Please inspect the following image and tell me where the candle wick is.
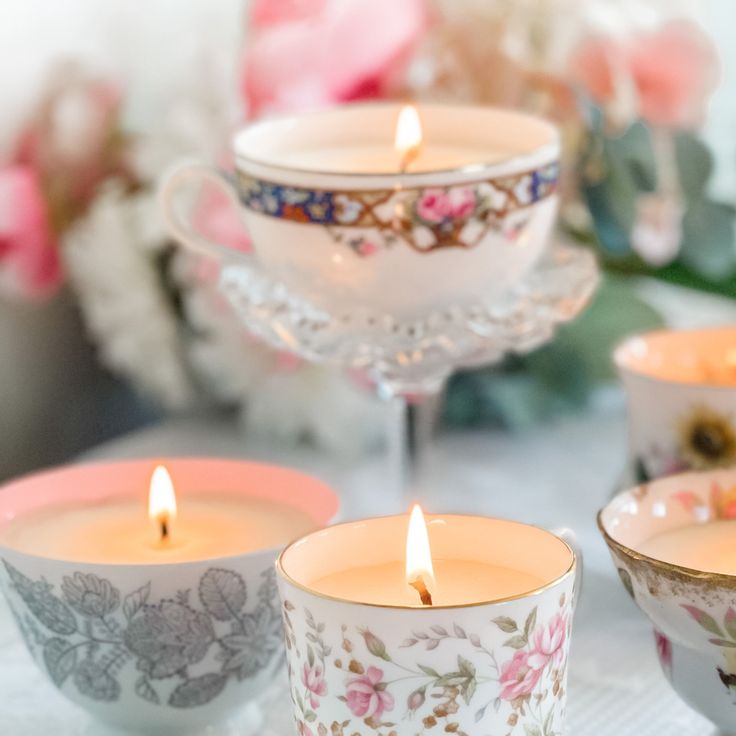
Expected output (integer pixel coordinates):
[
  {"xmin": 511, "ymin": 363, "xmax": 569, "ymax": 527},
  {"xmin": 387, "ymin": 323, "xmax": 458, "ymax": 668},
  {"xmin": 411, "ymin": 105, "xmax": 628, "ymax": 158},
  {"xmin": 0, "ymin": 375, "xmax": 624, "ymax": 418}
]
[
  {"xmin": 160, "ymin": 517, "xmax": 169, "ymax": 542},
  {"xmin": 409, "ymin": 575, "xmax": 433, "ymax": 606},
  {"xmin": 399, "ymin": 145, "xmax": 421, "ymax": 174}
]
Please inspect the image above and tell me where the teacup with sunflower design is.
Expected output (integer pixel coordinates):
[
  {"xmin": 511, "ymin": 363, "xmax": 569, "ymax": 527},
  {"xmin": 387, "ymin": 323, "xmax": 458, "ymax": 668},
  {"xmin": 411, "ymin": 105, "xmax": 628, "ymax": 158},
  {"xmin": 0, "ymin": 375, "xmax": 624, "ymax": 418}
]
[
  {"xmin": 615, "ymin": 326, "xmax": 736, "ymax": 483},
  {"xmin": 599, "ymin": 467, "xmax": 736, "ymax": 732}
]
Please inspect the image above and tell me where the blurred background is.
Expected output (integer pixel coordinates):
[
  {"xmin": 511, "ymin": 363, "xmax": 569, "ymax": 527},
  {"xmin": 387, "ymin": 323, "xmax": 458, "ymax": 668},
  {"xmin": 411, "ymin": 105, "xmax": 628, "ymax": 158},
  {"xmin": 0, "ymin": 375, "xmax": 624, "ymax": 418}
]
[{"xmin": 2, "ymin": 0, "xmax": 735, "ymax": 481}]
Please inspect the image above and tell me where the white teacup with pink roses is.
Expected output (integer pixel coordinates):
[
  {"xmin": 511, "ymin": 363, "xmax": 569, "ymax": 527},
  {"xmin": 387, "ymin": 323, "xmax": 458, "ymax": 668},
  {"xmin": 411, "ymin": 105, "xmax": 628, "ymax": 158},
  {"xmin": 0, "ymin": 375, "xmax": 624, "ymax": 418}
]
[
  {"xmin": 160, "ymin": 103, "xmax": 560, "ymax": 320},
  {"xmin": 276, "ymin": 515, "xmax": 579, "ymax": 736}
]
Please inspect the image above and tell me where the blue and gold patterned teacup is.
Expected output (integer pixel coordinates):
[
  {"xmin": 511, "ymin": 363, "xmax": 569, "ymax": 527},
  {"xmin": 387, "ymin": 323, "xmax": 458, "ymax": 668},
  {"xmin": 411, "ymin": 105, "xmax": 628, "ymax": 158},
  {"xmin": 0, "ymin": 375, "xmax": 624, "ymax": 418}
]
[{"xmin": 161, "ymin": 103, "xmax": 559, "ymax": 319}]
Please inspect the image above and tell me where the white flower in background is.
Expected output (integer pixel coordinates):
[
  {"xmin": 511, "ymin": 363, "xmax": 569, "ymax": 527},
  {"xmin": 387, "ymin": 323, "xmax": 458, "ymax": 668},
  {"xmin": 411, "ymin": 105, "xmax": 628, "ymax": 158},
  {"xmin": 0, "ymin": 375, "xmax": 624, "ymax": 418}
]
[
  {"xmin": 62, "ymin": 181, "xmax": 195, "ymax": 409},
  {"xmin": 630, "ymin": 192, "xmax": 683, "ymax": 267}
]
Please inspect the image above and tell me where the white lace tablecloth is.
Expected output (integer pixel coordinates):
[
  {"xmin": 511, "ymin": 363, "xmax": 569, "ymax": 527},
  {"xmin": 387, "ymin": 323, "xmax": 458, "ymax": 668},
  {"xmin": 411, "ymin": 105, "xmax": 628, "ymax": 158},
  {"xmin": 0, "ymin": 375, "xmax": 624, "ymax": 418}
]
[{"xmin": 0, "ymin": 404, "xmax": 716, "ymax": 735}]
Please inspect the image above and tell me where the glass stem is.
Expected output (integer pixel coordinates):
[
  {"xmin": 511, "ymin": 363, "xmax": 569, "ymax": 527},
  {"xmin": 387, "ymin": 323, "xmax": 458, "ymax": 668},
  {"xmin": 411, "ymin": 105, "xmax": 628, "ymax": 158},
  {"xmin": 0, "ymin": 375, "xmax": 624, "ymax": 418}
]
[{"xmin": 387, "ymin": 389, "xmax": 443, "ymax": 508}]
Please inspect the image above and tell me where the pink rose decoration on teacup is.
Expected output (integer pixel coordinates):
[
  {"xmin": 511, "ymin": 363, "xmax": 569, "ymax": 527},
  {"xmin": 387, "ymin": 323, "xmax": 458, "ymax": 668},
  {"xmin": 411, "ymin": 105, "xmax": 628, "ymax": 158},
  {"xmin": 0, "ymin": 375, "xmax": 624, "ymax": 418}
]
[
  {"xmin": 448, "ymin": 187, "xmax": 477, "ymax": 219},
  {"xmin": 345, "ymin": 665, "xmax": 394, "ymax": 719},
  {"xmin": 416, "ymin": 190, "xmax": 451, "ymax": 224},
  {"xmin": 242, "ymin": 0, "xmax": 427, "ymax": 117},
  {"xmin": 416, "ymin": 187, "xmax": 477, "ymax": 225},
  {"xmin": 529, "ymin": 613, "xmax": 567, "ymax": 669},
  {"xmin": 302, "ymin": 662, "xmax": 328, "ymax": 709},
  {"xmin": 569, "ymin": 20, "xmax": 719, "ymax": 129},
  {"xmin": 499, "ymin": 650, "xmax": 544, "ymax": 702},
  {"xmin": 0, "ymin": 164, "xmax": 62, "ymax": 300}
]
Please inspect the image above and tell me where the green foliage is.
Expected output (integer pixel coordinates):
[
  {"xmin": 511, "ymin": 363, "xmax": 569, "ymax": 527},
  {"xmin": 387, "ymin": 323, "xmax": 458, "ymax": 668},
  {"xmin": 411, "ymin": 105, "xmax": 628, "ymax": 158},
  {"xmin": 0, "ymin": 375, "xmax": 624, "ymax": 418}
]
[{"xmin": 444, "ymin": 276, "xmax": 663, "ymax": 430}]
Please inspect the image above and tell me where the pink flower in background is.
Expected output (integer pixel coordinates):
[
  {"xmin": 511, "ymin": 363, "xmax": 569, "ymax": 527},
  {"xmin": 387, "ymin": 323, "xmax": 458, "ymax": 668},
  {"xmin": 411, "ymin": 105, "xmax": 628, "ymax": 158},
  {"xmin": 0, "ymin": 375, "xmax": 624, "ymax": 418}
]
[
  {"xmin": 0, "ymin": 165, "xmax": 62, "ymax": 300},
  {"xmin": 301, "ymin": 662, "xmax": 328, "ymax": 709},
  {"xmin": 529, "ymin": 613, "xmax": 567, "ymax": 670},
  {"xmin": 17, "ymin": 65, "xmax": 125, "ymax": 212},
  {"xmin": 345, "ymin": 666, "xmax": 394, "ymax": 719},
  {"xmin": 242, "ymin": 0, "xmax": 428, "ymax": 117},
  {"xmin": 498, "ymin": 650, "xmax": 543, "ymax": 701},
  {"xmin": 570, "ymin": 20, "xmax": 719, "ymax": 129}
]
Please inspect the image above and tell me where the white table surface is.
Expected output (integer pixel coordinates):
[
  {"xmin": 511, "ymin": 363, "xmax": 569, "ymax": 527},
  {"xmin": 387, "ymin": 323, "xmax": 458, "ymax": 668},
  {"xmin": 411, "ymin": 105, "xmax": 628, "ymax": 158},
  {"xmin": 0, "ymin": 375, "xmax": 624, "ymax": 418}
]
[{"xmin": 0, "ymin": 403, "xmax": 716, "ymax": 735}]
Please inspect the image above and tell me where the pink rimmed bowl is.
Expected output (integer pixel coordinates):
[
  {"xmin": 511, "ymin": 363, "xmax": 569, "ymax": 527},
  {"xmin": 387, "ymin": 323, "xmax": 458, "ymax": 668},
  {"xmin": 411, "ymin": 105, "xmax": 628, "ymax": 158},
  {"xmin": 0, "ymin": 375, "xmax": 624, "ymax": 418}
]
[
  {"xmin": 0, "ymin": 458, "xmax": 339, "ymax": 735},
  {"xmin": 160, "ymin": 102, "xmax": 560, "ymax": 319},
  {"xmin": 599, "ymin": 467, "xmax": 736, "ymax": 732}
]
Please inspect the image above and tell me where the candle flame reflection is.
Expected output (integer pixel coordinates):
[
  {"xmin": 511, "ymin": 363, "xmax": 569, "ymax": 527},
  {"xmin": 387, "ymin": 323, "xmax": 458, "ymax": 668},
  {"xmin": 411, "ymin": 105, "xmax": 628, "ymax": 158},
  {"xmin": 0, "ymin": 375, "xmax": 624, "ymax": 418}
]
[
  {"xmin": 148, "ymin": 465, "xmax": 177, "ymax": 541},
  {"xmin": 406, "ymin": 504, "xmax": 435, "ymax": 605},
  {"xmin": 395, "ymin": 105, "xmax": 422, "ymax": 172}
]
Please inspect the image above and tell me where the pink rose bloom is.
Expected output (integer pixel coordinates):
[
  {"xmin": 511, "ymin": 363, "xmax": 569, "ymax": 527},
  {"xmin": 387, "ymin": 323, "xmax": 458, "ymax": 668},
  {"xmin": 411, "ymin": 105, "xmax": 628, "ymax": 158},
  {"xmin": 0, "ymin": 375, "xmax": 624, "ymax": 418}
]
[
  {"xmin": 448, "ymin": 187, "xmax": 476, "ymax": 219},
  {"xmin": 17, "ymin": 66, "xmax": 124, "ymax": 212},
  {"xmin": 416, "ymin": 190, "xmax": 452, "ymax": 224},
  {"xmin": 569, "ymin": 20, "xmax": 719, "ymax": 129},
  {"xmin": 242, "ymin": 0, "xmax": 428, "ymax": 117},
  {"xmin": 529, "ymin": 613, "xmax": 567, "ymax": 670},
  {"xmin": 0, "ymin": 164, "xmax": 62, "ymax": 300},
  {"xmin": 356, "ymin": 240, "xmax": 379, "ymax": 256},
  {"xmin": 654, "ymin": 630, "xmax": 672, "ymax": 674},
  {"xmin": 345, "ymin": 665, "xmax": 394, "ymax": 720},
  {"xmin": 499, "ymin": 650, "xmax": 543, "ymax": 702},
  {"xmin": 302, "ymin": 662, "xmax": 328, "ymax": 709}
]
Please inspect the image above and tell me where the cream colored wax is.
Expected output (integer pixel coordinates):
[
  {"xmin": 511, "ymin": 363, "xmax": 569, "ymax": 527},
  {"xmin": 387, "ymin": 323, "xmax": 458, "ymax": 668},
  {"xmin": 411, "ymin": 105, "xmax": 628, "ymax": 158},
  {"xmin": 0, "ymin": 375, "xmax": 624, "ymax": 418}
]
[
  {"xmin": 0, "ymin": 496, "xmax": 316, "ymax": 564},
  {"xmin": 278, "ymin": 145, "xmax": 508, "ymax": 174},
  {"xmin": 639, "ymin": 520, "xmax": 736, "ymax": 574},
  {"xmin": 309, "ymin": 559, "xmax": 545, "ymax": 607}
]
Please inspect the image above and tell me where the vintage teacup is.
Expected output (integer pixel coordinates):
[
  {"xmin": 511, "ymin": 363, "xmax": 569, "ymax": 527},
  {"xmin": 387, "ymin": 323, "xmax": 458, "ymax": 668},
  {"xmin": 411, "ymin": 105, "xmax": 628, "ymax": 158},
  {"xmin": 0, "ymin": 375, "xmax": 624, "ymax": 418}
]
[
  {"xmin": 615, "ymin": 326, "xmax": 736, "ymax": 483},
  {"xmin": 160, "ymin": 103, "xmax": 560, "ymax": 320},
  {"xmin": 599, "ymin": 467, "xmax": 736, "ymax": 732},
  {"xmin": 0, "ymin": 458, "xmax": 339, "ymax": 735},
  {"xmin": 276, "ymin": 515, "xmax": 580, "ymax": 736}
]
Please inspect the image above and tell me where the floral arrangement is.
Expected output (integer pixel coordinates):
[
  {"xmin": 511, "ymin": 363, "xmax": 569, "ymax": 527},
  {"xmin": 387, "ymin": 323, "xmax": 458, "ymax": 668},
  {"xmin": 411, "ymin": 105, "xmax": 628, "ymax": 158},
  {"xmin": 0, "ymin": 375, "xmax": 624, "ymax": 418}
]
[{"xmin": 0, "ymin": 0, "xmax": 726, "ymax": 449}]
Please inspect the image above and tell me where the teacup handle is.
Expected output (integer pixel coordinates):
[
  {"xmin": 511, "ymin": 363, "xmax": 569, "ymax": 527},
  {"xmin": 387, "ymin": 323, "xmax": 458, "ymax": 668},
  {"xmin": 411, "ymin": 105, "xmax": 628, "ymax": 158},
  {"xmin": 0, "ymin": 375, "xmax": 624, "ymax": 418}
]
[
  {"xmin": 158, "ymin": 161, "xmax": 246, "ymax": 260},
  {"xmin": 551, "ymin": 527, "xmax": 583, "ymax": 610}
]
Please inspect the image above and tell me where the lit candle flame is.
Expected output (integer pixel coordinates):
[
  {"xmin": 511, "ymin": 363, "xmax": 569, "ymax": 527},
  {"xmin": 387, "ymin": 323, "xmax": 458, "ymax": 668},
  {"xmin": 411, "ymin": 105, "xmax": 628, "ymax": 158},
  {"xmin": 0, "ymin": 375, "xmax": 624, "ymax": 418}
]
[
  {"xmin": 148, "ymin": 465, "xmax": 177, "ymax": 542},
  {"xmin": 406, "ymin": 504, "xmax": 435, "ymax": 606},
  {"xmin": 394, "ymin": 105, "xmax": 422, "ymax": 172}
]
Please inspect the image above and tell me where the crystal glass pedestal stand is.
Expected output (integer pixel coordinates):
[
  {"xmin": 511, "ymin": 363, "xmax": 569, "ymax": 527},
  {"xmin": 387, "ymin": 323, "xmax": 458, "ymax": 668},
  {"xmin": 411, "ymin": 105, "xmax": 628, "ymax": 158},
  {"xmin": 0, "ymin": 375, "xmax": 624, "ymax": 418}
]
[{"xmin": 215, "ymin": 243, "xmax": 598, "ymax": 507}]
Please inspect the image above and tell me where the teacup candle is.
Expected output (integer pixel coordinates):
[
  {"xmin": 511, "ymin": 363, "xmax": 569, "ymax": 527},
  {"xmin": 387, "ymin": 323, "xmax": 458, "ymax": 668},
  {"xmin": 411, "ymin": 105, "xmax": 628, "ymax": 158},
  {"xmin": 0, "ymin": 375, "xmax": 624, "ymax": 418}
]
[
  {"xmin": 599, "ymin": 467, "xmax": 736, "ymax": 732},
  {"xmin": 0, "ymin": 458, "xmax": 339, "ymax": 735},
  {"xmin": 161, "ymin": 102, "xmax": 560, "ymax": 319},
  {"xmin": 615, "ymin": 326, "xmax": 736, "ymax": 482},
  {"xmin": 276, "ymin": 509, "xmax": 579, "ymax": 736}
]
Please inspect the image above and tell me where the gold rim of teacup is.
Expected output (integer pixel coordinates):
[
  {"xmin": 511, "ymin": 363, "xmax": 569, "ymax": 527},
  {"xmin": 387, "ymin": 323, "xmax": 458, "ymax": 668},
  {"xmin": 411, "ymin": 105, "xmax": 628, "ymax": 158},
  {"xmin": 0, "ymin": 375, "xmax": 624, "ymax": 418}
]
[
  {"xmin": 276, "ymin": 512, "xmax": 576, "ymax": 610},
  {"xmin": 234, "ymin": 101, "xmax": 560, "ymax": 182},
  {"xmin": 597, "ymin": 505, "xmax": 736, "ymax": 589}
]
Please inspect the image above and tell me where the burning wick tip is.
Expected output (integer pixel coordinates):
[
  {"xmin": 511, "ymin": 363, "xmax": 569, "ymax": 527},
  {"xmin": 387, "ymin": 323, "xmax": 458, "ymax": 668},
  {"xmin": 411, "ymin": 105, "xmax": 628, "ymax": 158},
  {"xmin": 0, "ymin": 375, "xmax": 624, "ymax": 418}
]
[
  {"xmin": 409, "ymin": 575, "xmax": 433, "ymax": 606},
  {"xmin": 160, "ymin": 518, "xmax": 169, "ymax": 542},
  {"xmin": 399, "ymin": 145, "xmax": 421, "ymax": 174}
]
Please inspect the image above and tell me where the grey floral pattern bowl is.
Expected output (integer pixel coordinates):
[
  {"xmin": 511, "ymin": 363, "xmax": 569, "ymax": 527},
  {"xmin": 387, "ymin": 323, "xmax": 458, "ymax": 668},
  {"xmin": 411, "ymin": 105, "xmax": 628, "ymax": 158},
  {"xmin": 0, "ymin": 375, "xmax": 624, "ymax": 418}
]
[{"xmin": 0, "ymin": 458, "xmax": 339, "ymax": 735}]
